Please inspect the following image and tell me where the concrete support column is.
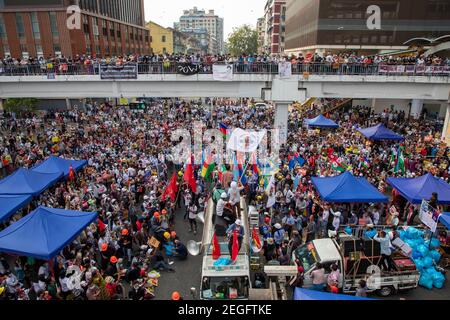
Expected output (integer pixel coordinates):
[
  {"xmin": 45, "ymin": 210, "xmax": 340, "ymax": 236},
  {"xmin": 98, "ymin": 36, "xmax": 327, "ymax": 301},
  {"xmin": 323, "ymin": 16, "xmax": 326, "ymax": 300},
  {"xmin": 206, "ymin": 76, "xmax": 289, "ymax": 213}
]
[
  {"xmin": 410, "ymin": 99, "xmax": 424, "ymax": 119},
  {"xmin": 0, "ymin": 99, "xmax": 3, "ymax": 111},
  {"xmin": 274, "ymin": 102, "xmax": 289, "ymax": 144},
  {"xmin": 65, "ymin": 98, "xmax": 71, "ymax": 110},
  {"xmin": 442, "ymin": 93, "xmax": 450, "ymax": 145}
]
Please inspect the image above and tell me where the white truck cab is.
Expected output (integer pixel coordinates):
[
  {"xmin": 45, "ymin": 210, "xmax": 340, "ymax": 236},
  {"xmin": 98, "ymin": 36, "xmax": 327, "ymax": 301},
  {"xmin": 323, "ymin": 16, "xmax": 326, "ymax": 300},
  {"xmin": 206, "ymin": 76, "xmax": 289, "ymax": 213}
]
[{"xmin": 293, "ymin": 238, "xmax": 420, "ymax": 297}]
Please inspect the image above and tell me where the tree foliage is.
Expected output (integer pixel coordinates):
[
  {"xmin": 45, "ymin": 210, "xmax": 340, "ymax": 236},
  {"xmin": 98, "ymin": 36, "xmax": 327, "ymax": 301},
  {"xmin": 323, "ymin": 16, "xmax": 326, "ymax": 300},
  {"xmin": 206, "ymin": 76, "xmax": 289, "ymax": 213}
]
[
  {"xmin": 4, "ymin": 98, "xmax": 38, "ymax": 114},
  {"xmin": 227, "ymin": 25, "xmax": 259, "ymax": 56}
]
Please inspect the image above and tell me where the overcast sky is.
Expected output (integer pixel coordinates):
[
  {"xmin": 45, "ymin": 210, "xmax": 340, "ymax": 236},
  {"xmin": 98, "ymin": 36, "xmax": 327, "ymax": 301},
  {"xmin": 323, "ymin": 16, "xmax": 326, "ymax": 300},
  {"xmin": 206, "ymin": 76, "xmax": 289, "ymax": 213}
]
[{"xmin": 144, "ymin": 0, "xmax": 265, "ymax": 41}]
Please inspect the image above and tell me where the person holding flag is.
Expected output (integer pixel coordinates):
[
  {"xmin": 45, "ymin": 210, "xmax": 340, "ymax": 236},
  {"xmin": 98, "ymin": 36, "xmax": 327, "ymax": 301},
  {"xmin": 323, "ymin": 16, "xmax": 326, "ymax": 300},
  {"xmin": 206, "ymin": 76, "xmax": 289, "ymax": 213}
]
[{"xmin": 226, "ymin": 219, "xmax": 245, "ymax": 260}]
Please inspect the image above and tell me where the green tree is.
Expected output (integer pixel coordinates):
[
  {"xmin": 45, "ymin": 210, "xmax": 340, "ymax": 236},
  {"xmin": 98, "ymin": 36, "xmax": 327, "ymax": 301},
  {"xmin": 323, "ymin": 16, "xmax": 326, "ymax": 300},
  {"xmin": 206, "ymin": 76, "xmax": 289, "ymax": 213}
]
[
  {"xmin": 4, "ymin": 98, "xmax": 38, "ymax": 114},
  {"xmin": 227, "ymin": 25, "xmax": 259, "ymax": 56}
]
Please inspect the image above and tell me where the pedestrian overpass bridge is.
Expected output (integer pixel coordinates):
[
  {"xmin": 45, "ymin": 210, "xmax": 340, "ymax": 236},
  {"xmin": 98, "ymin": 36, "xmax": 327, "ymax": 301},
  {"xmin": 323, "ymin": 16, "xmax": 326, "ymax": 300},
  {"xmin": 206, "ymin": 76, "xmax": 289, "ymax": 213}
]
[
  {"xmin": 0, "ymin": 65, "xmax": 449, "ymax": 144},
  {"xmin": 0, "ymin": 72, "xmax": 449, "ymax": 101}
]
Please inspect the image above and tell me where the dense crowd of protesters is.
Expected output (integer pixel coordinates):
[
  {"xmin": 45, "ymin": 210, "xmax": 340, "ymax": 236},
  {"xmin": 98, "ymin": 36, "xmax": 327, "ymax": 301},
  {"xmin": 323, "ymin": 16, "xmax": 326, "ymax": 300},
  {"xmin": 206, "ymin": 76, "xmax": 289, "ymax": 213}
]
[
  {"xmin": 0, "ymin": 95, "xmax": 449, "ymax": 299},
  {"xmin": 1, "ymin": 52, "xmax": 449, "ymax": 76}
]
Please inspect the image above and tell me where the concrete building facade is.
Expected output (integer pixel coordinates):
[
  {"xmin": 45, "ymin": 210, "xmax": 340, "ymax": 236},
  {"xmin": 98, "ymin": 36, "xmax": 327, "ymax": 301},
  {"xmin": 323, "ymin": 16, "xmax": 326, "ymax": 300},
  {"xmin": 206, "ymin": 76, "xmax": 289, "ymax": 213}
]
[
  {"xmin": 0, "ymin": 0, "xmax": 150, "ymax": 58},
  {"xmin": 174, "ymin": 7, "xmax": 224, "ymax": 54}
]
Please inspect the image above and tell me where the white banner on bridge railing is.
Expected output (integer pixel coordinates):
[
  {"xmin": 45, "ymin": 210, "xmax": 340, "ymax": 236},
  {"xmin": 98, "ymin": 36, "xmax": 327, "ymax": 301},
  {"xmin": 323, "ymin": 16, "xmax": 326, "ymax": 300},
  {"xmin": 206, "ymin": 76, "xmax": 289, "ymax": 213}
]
[
  {"xmin": 278, "ymin": 61, "xmax": 292, "ymax": 79},
  {"xmin": 379, "ymin": 65, "xmax": 450, "ymax": 75},
  {"xmin": 213, "ymin": 64, "xmax": 233, "ymax": 81}
]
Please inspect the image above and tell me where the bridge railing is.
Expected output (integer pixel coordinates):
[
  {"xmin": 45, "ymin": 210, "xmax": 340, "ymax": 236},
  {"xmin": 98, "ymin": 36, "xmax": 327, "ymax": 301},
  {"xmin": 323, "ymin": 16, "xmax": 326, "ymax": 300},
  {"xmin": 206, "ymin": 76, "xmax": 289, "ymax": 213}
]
[{"xmin": 0, "ymin": 62, "xmax": 449, "ymax": 77}]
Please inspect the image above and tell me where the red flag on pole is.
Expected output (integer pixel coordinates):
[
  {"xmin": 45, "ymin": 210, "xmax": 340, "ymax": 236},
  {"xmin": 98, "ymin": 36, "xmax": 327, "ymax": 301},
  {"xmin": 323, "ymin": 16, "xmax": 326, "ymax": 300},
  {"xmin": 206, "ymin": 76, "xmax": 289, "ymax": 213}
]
[
  {"xmin": 212, "ymin": 232, "xmax": 221, "ymax": 260},
  {"xmin": 231, "ymin": 229, "xmax": 239, "ymax": 261},
  {"xmin": 98, "ymin": 218, "xmax": 106, "ymax": 233},
  {"xmin": 252, "ymin": 227, "xmax": 261, "ymax": 249},
  {"xmin": 68, "ymin": 164, "xmax": 75, "ymax": 181},
  {"xmin": 162, "ymin": 173, "xmax": 178, "ymax": 201},
  {"xmin": 183, "ymin": 163, "xmax": 197, "ymax": 193}
]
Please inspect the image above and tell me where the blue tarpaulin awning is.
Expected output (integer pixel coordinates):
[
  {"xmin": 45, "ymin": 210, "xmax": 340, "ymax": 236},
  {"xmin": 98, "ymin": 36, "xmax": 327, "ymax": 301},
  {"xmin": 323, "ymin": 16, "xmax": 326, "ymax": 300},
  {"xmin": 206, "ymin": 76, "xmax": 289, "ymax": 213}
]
[
  {"xmin": 0, "ymin": 168, "xmax": 63, "ymax": 196},
  {"xmin": 294, "ymin": 288, "xmax": 373, "ymax": 300},
  {"xmin": 311, "ymin": 171, "xmax": 388, "ymax": 203},
  {"xmin": 357, "ymin": 123, "xmax": 404, "ymax": 141},
  {"xmin": 306, "ymin": 115, "xmax": 339, "ymax": 128},
  {"xmin": 0, "ymin": 194, "xmax": 33, "ymax": 223},
  {"xmin": 31, "ymin": 156, "xmax": 87, "ymax": 178},
  {"xmin": 0, "ymin": 206, "xmax": 97, "ymax": 260},
  {"xmin": 387, "ymin": 173, "xmax": 450, "ymax": 204}
]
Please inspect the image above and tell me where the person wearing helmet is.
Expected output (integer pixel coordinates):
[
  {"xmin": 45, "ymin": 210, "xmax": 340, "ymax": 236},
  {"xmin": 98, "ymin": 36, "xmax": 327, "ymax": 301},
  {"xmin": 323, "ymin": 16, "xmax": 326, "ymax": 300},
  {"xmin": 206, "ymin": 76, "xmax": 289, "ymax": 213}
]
[
  {"xmin": 215, "ymin": 192, "xmax": 227, "ymax": 223},
  {"xmin": 226, "ymin": 219, "xmax": 245, "ymax": 257},
  {"xmin": 171, "ymin": 291, "xmax": 183, "ymax": 300},
  {"xmin": 118, "ymin": 229, "xmax": 133, "ymax": 264}
]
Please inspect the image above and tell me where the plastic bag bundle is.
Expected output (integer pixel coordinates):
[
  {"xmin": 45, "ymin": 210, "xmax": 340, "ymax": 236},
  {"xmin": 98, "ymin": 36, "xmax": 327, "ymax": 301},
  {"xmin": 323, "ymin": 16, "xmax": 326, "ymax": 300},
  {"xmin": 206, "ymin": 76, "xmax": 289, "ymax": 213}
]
[
  {"xmin": 422, "ymin": 256, "xmax": 434, "ymax": 268},
  {"xmin": 429, "ymin": 250, "xmax": 442, "ymax": 263},
  {"xmin": 431, "ymin": 270, "xmax": 445, "ymax": 289},
  {"xmin": 418, "ymin": 272, "xmax": 433, "ymax": 290},
  {"xmin": 417, "ymin": 244, "xmax": 430, "ymax": 258},
  {"xmin": 364, "ymin": 230, "xmax": 377, "ymax": 238},
  {"xmin": 398, "ymin": 230, "xmax": 406, "ymax": 239},
  {"xmin": 430, "ymin": 238, "xmax": 441, "ymax": 249},
  {"xmin": 344, "ymin": 227, "xmax": 352, "ymax": 235},
  {"xmin": 412, "ymin": 258, "xmax": 425, "ymax": 271},
  {"xmin": 213, "ymin": 257, "xmax": 232, "ymax": 266},
  {"xmin": 405, "ymin": 227, "xmax": 423, "ymax": 239}
]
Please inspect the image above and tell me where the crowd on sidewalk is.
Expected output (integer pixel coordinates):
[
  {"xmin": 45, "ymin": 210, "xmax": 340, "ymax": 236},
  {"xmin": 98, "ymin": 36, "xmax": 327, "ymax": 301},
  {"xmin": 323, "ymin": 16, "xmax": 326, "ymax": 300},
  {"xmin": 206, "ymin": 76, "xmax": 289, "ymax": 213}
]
[{"xmin": 0, "ymin": 96, "xmax": 449, "ymax": 299}]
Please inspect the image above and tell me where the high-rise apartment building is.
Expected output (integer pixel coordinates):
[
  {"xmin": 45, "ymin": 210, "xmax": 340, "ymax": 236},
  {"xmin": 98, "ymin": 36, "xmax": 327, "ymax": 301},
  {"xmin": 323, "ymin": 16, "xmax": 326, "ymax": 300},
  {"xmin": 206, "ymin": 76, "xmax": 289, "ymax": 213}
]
[
  {"xmin": 0, "ymin": 0, "xmax": 150, "ymax": 58},
  {"xmin": 256, "ymin": 17, "xmax": 266, "ymax": 54},
  {"xmin": 285, "ymin": 0, "xmax": 450, "ymax": 55},
  {"xmin": 263, "ymin": 0, "xmax": 286, "ymax": 55},
  {"xmin": 174, "ymin": 7, "xmax": 224, "ymax": 54}
]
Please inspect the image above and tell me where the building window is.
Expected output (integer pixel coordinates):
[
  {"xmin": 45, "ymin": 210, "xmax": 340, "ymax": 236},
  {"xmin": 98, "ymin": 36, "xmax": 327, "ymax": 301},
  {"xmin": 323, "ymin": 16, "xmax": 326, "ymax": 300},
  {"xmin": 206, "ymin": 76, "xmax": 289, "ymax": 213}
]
[
  {"xmin": 35, "ymin": 44, "xmax": 43, "ymax": 55},
  {"xmin": 16, "ymin": 13, "xmax": 25, "ymax": 39},
  {"xmin": 162, "ymin": 35, "xmax": 166, "ymax": 42},
  {"xmin": 0, "ymin": 14, "xmax": 6, "ymax": 40},
  {"xmin": 117, "ymin": 30, "xmax": 121, "ymax": 38},
  {"xmin": 49, "ymin": 12, "xmax": 59, "ymax": 37},
  {"xmin": 31, "ymin": 12, "xmax": 40, "ymax": 39},
  {"xmin": 20, "ymin": 44, "xmax": 27, "ymax": 52},
  {"xmin": 3, "ymin": 44, "xmax": 10, "ymax": 56},
  {"xmin": 54, "ymin": 44, "xmax": 61, "ymax": 53}
]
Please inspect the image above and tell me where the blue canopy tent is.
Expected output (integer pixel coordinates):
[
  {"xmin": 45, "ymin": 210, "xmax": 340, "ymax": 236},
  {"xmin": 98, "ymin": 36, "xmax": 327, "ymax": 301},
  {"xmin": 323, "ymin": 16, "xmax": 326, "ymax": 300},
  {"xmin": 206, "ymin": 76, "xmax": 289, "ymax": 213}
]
[
  {"xmin": 440, "ymin": 212, "xmax": 450, "ymax": 229},
  {"xmin": 0, "ymin": 207, "xmax": 97, "ymax": 260},
  {"xmin": 387, "ymin": 173, "xmax": 450, "ymax": 204},
  {"xmin": 0, "ymin": 194, "xmax": 33, "ymax": 223},
  {"xmin": 31, "ymin": 156, "xmax": 87, "ymax": 178},
  {"xmin": 357, "ymin": 123, "xmax": 404, "ymax": 141},
  {"xmin": 0, "ymin": 168, "xmax": 63, "ymax": 196},
  {"xmin": 294, "ymin": 288, "xmax": 373, "ymax": 300},
  {"xmin": 306, "ymin": 115, "xmax": 339, "ymax": 129},
  {"xmin": 311, "ymin": 171, "xmax": 388, "ymax": 203}
]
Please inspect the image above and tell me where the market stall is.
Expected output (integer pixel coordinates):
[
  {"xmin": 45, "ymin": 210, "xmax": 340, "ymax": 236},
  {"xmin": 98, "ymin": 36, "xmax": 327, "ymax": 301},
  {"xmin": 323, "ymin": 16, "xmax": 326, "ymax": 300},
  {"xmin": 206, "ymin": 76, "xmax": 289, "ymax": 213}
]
[
  {"xmin": 0, "ymin": 194, "xmax": 33, "ymax": 223},
  {"xmin": 387, "ymin": 173, "xmax": 450, "ymax": 204},
  {"xmin": 305, "ymin": 114, "xmax": 339, "ymax": 129},
  {"xmin": 0, "ymin": 168, "xmax": 63, "ymax": 196},
  {"xmin": 294, "ymin": 288, "xmax": 373, "ymax": 300},
  {"xmin": 311, "ymin": 171, "xmax": 388, "ymax": 203},
  {"xmin": 0, "ymin": 206, "xmax": 97, "ymax": 260},
  {"xmin": 31, "ymin": 156, "xmax": 87, "ymax": 178},
  {"xmin": 357, "ymin": 123, "xmax": 404, "ymax": 141}
]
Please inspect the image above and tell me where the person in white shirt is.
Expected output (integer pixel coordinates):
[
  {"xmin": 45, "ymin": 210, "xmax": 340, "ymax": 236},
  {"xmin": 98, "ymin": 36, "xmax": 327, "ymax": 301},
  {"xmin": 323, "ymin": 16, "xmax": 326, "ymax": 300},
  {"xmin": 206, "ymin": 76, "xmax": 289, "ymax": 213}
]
[
  {"xmin": 216, "ymin": 192, "xmax": 227, "ymax": 217},
  {"xmin": 228, "ymin": 181, "xmax": 244, "ymax": 217},
  {"xmin": 331, "ymin": 211, "xmax": 341, "ymax": 231}
]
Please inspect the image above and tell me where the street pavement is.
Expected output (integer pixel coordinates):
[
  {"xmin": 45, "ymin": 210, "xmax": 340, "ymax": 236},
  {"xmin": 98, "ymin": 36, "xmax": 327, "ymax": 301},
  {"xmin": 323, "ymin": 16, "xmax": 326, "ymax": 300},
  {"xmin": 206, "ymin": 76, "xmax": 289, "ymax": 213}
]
[
  {"xmin": 155, "ymin": 202, "xmax": 204, "ymax": 300},
  {"xmin": 154, "ymin": 201, "xmax": 449, "ymax": 300}
]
